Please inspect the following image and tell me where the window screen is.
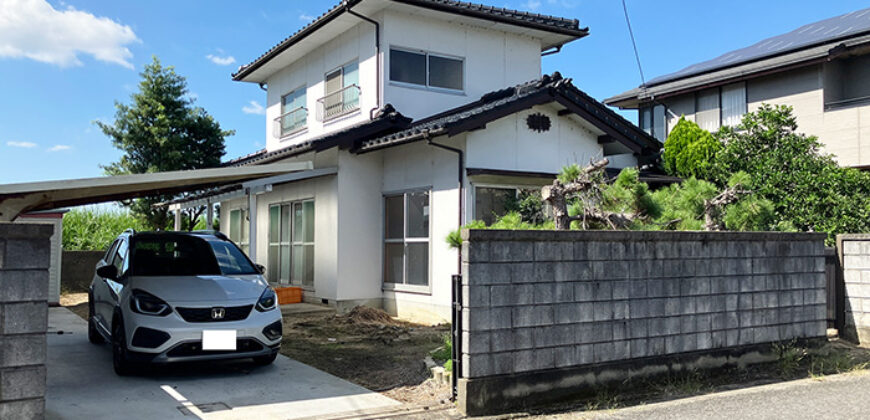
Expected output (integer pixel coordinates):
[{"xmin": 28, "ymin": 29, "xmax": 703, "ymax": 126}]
[
  {"xmin": 390, "ymin": 49, "xmax": 426, "ymax": 85},
  {"xmin": 720, "ymin": 82, "xmax": 747, "ymax": 127},
  {"xmin": 429, "ymin": 55, "xmax": 463, "ymax": 90}
]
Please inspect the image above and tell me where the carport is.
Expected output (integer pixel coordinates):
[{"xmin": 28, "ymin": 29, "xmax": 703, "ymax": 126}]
[{"xmin": 0, "ymin": 163, "xmax": 397, "ymax": 419}]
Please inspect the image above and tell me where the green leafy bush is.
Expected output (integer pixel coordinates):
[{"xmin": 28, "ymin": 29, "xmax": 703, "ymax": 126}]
[
  {"xmin": 62, "ymin": 208, "xmax": 149, "ymax": 251},
  {"xmin": 663, "ymin": 117, "xmax": 721, "ymax": 180}
]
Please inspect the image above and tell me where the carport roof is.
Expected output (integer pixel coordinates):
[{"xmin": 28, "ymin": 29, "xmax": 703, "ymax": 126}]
[{"xmin": 0, "ymin": 162, "xmax": 312, "ymax": 221}]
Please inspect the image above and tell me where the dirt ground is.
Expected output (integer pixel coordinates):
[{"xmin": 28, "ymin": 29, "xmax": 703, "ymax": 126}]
[
  {"xmin": 279, "ymin": 307, "xmax": 452, "ymax": 403},
  {"xmin": 61, "ymin": 292, "xmax": 89, "ymax": 321}
]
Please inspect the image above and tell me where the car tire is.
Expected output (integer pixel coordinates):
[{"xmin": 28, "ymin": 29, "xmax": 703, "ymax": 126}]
[
  {"xmin": 253, "ymin": 352, "xmax": 278, "ymax": 366},
  {"xmin": 87, "ymin": 293, "xmax": 104, "ymax": 345},
  {"xmin": 112, "ymin": 315, "xmax": 136, "ymax": 376}
]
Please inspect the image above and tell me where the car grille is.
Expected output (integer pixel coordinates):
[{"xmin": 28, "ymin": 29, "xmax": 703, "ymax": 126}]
[
  {"xmin": 175, "ymin": 305, "xmax": 253, "ymax": 323},
  {"xmin": 166, "ymin": 339, "xmax": 264, "ymax": 358}
]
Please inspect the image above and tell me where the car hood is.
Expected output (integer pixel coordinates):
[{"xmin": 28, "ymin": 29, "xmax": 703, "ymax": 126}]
[{"xmin": 127, "ymin": 274, "xmax": 268, "ymax": 304}]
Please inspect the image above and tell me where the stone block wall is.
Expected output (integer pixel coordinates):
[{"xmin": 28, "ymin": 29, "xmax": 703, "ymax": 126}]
[
  {"xmin": 0, "ymin": 223, "xmax": 53, "ymax": 419},
  {"xmin": 458, "ymin": 230, "xmax": 827, "ymax": 414},
  {"xmin": 839, "ymin": 234, "xmax": 870, "ymax": 344},
  {"xmin": 60, "ymin": 251, "xmax": 103, "ymax": 294}
]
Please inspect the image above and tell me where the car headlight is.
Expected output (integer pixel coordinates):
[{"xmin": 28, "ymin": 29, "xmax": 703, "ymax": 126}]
[
  {"xmin": 255, "ymin": 288, "xmax": 277, "ymax": 312},
  {"xmin": 129, "ymin": 289, "xmax": 172, "ymax": 316}
]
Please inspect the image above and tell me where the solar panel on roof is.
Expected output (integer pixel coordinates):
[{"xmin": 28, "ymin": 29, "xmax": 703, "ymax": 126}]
[{"xmin": 645, "ymin": 7, "xmax": 870, "ymax": 86}]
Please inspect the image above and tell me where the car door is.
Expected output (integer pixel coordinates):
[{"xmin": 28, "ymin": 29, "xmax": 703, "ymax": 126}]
[
  {"xmin": 92, "ymin": 239, "xmax": 119, "ymax": 330},
  {"xmin": 96, "ymin": 238, "xmax": 128, "ymax": 327}
]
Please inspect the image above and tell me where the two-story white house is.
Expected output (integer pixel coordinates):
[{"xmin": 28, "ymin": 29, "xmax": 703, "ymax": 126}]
[
  {"xmin": 172, "ymin": 0, "xmax": 661, "ymax": 323},
  {"xmin": 606, "ymin": 7, "xmax": 870, "ymax": 169}
]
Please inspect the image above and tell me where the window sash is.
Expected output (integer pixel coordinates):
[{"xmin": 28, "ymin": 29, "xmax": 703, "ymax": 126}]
[
  {"xmin": 720, "ymin": 82, "xmax": 746, "ymax": 127},
  {"xmin": 389, "ymin": 48, "xmax": 464, "ymax": 91},
  {"xmin": 383, "ymin": 191, "xmax": 430, "ymax": 287},
  {"xmin": 267, "ymin": 200, "xmax": 314, "ymax": 285},
  {"xmin": 696, "ymin": 88, "xmax": 720, "ymax": 132}
]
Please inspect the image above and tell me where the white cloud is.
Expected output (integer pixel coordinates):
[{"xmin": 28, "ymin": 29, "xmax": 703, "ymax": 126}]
[
  {"xmin": 547, "ymin": 0, "xmax": 577, "ymax": 8},
  {"xmin": 6, "ymin": 141, "xmax": 37, "ymax": 148},
  {"xmin": 206, "ymin": 54, "xmax": 235, "ymax": 66},
  {"xmin": 523, "ymin": 0, "xmax": 542, "ymax": 10},
  {"xmin": 47, "ymin": 144, "xmax": 71, "ymax": 152},
  {"xmin": 299, "ymin": 13, "xmax": 315, "ymax": 21},
  {"xmin": 242, "ymin": 100, "xmax": 265, "ymax": 115},
  {"xmin": 0, "ymin": 0, "xmax": 139, "ymax": 68}
]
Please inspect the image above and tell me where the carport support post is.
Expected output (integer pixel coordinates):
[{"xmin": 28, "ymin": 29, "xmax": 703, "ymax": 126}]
[
  {"xmin": 247, "ymin": 189, "xmax": 258, "ymax": 262},
  {"xmin": 173, "ymin": 208, "xmax": 182, "ymax": 231},
  {"xmin": 206, "ymin": 201, "xmax": 214, "ymax": 230}
]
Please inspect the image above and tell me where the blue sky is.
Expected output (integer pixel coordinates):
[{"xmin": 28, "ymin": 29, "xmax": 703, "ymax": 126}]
[{"xmin": 0, "ymin": 0, "xmax": 865, "ymax": 184}]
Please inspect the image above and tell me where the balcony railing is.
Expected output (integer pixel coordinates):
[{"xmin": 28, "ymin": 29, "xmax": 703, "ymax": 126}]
[
  {"xmin": 316, "ymin": 85, "xmax": 360, "ymax": 122},
  {"xmin": 273, "ymin": 106, "xmax": 308, "ymax": 139}
]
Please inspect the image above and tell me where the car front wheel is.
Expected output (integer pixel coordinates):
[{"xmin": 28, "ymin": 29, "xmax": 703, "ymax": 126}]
[{"xmin": 112, "ymin": 316, "xmax": 136, "ymax": 376}]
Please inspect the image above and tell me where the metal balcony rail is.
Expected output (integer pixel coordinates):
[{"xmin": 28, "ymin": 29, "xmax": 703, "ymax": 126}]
[
  {"xmin": 273, "ymin": 106, "xmax": 308, "ymax": 138},
  {"xmin": 316, "ymin": 85, "xmax": 360, "ymax": 122}
]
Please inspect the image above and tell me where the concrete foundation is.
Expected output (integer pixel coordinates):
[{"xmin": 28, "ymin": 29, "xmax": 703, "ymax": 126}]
[{"xmin": 0, "ymin": 222, "xmax": 53, "ymax": 419}]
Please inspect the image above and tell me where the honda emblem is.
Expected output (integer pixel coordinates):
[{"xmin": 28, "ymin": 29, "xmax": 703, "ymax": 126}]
[{"xmin": 211, "ymin": 307, "xmax": 226, "ymax": 320}]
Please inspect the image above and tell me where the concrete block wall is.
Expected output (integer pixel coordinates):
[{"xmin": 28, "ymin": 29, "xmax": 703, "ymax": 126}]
[
  {"xmin": 839, "ymin": 234, "xmax": 870, "ymax": 344},
  {"xmin": 460, "ymin": 230, "xmax": 828, "ymax": 380},
  {"xmin": 0, "ymin": 223, "xmax": 53, "ymax": 419}
]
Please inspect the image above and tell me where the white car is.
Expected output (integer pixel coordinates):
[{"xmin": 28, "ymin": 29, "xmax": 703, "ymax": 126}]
[{"xmin": 88, "ymin": 230, "xmax": 282, "ymax": 375}]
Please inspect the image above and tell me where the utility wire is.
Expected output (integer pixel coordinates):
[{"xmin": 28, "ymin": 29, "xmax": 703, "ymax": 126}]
[{"xmin": 621, "ymin": 0, "xmax": 646, "ymax": 87}]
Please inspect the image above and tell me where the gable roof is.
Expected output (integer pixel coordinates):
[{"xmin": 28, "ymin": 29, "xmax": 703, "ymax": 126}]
[
  {"xmin": 232, "ymin": 0, "xmax": 588, "ymax": 82},
  {"xmin": 606, "ymin": 7, "xmax": 870, "ymax": 108},
  {"xmin": 355, "ymin": 72, "xmax": 660, "ymax": 156}
]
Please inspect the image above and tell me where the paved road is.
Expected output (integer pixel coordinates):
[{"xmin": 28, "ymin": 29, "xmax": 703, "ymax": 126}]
[
  {"xmin": 564, "ymin": 371, "xmax": 870, "ymax": 420},
  {"xmin": 45, "ymin": 307, "xmax": 399, "ymax": 420}
]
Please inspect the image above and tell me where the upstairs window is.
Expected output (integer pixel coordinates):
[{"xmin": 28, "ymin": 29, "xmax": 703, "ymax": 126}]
[
  {"xmin": 318, "ymin": 61, "xmax": 360, "ymax": 121},
  {"xmin": 824, "ymin": 55, "xmax": 870, "ymax": 109},
  {"xmin": 278, "ymin": 88, "xmax": 307, "ymax": 137},
  {"xmin": 390, "ymin": 48, "xmax": 464, "ymax": 91},
  {"xmin": 720, "ymin": 82, "xmax": 747, "ymax": 127},
  {"xmin": 639, "ymin": 104, "xmax": 667, "ymax": 142},
  {"xmin": 695, "ymin": 83, "xmax": 746, "ymax": 132}
]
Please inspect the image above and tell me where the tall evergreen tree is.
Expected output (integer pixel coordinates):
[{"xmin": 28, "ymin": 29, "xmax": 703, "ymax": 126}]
[{"xmin": 97, "ymin": 56, "xmax": 233, "ymax": 230}]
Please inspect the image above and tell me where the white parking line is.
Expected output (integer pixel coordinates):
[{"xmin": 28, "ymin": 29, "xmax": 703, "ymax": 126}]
[{"xmin": 161, "ymin": 385, "xmax": 205, "ymax": 419}]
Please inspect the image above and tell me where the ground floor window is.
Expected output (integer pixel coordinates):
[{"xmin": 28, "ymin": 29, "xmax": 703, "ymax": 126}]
[
  {"xmin": 228, "ymin": 208, "xmax": 249, "ymax": 254},
  {"xmin": 268, "ymin": 200, "xmax": 314, "ymax": 286},
  {"xmin": 384, "ymin": 190, "xmax": 430, "ymax": 288},
  {"xmin": 474, "ymin": 185, "xmax": 549, "ymax": 225}
]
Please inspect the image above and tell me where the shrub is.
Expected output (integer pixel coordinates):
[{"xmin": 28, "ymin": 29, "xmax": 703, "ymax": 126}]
[
  {"xmin": 62, "ymin": 208, "xmax": 149, "ymax": 251},
  {"xmin": 663, "ymin": 117, "xmax": 721, "ymax": 180}
]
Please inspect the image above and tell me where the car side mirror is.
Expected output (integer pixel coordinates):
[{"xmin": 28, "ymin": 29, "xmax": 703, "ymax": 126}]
[
  {"xmin": 255, "ymin": 264, "xmax": 266, "ymax": 275},
  {"xmin": 97, "ymin": 265, "xmax": 118, "ymax": 280}
]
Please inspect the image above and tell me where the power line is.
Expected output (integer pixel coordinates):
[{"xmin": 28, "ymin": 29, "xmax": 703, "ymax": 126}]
[{"xmin": 621, "ymin": 0, "xmax": 646, "ymax": 87}]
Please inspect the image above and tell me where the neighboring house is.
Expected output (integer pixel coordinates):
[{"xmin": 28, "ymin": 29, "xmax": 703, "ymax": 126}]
[
  {"xmin": 605, "ymin": 7, "xmax": 870, "ymax": 169},
  {"xmin": 172, "ymin": 0, "xmax": 660, "ymax": 323},
  {"xmin": 17, "ymin": 209, "xmax": 66, "ymax": 305}
]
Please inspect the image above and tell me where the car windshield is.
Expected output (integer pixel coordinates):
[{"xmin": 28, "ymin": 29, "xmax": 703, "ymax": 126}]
[{"xmin": 129, "ymin": 235, "xmax": 258, "ymax": 276}]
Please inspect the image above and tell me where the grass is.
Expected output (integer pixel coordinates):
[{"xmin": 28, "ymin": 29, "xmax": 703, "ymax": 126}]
[
  {"xmin": 650, "ymin": 370, "xmax": 709, "ymax": 397},
  {"xmin": 62, "ymin": 208, "xmax": 149, "ymax": 251}
]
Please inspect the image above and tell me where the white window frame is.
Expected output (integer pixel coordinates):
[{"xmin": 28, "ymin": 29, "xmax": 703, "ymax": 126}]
[
  {"xmin": 472, "ymin": 183, "xmax": 553, "ymax": 225},
  {"xmin": 319, "ymin": 59, "xmax": 361, "ymax": 122},
  {"xmin": 639, "ymin": 104, "xmax": 667, "ymax": 142},
  {"xmin": 228, "ymin": 207, "xmax": 250, "ymax": 254},
  {"xmin": 388, "ymin": 46, "xmax": 465, "ymax": 94},
  {"xmin": 268, "ymin": 199, "xmax": 315, "ymax": 288},
  {"xmin": 382, "ymin": 187, "xmax": 432, "ymax": 294},
  {"xmin": 278, "ymin": 85, "xmax": 308, "ymax": 139}
]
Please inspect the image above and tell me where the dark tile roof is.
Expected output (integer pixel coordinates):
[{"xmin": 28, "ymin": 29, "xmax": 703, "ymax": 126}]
[
  {"xmin": 232, "ymin": 0, "xmax": 588, "ymax": 81},
  {"xmin": 355, "ymin": 72, "xmax": 660, "ymax": 156},
  {"xmin": 222, "ymin": 105, "xmax": 411, "ymax": 167},
  {"xmin": 643, "ymin": 7, "xmax": 870, "ymax": 87}
]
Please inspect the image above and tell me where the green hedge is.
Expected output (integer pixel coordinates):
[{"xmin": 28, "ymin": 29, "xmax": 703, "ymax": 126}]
[{"xmin": 62, "ymin": 209, "xmax": 149, "ymax": 251}]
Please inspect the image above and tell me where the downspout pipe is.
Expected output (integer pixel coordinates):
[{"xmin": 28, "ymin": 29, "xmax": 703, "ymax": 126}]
[
  {"xmin": 345, "ymin": 2, "xmax": 381, "ymax": 120},
  {"xmin": 424, "ymin": 130, "xmax": 465, "ymax": 273}
]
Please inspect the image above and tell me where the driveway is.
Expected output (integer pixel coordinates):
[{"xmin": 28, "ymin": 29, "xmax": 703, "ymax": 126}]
[{"xmin": 45, "ymin": 307, "xmax": 400, "ymax": 420}]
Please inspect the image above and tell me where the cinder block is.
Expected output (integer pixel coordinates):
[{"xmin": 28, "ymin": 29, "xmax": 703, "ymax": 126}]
[
  {"xmin": 0, "ymin": 399, "xmax": 44, "ymax": 420},
  {"xmin": 696, "ymin": 314, "xmax": 712, "ymax": 331},
  {"xmin": 681, "ymin": 296, "xmax": 697, "ymax": 315},
  {"xmin": 532, "ymin": 348, "xmax": 555, "ymax": 371},
  {"xmin": 0, "ymin": 302, "xmax": 47, "ymax": 334},
  {"xmin": 0, "ymin": 334, "xmax": 45, "ymax": 368},
  {"xmin": 587, "ymin": 242, "xmax": 611, "ymax": 260},
  {"xmin": 739, "ymin": 328, "xmax": 756, "ymax": 345},
  {"xmin": 629, "ymin": 280, "xmax": 648, "ymax": 299},
  {"xmin": 648, "ymin": 336, "xmax": 665, "ymax": 356},
  {"xmin": 533, "ymin": 326, "xmax": 558, "ymax": 348},
  {"xmin": 654, "ymin": 242, "xmax": 679, "ymax": 259},
  {"xmin": 613, "ymin": 340, "xmax": 630, "ymax": 360},
  {"xmin": 630, "ymin": 338, "xmax": 649, "ymax": 358},
  {"xmin": 630, "ymin": 242, "xmax": 655, "ymax": 260},
  {"xmin": 554, "ymin": 262, "xmax": 574, "ymax": 282},
  {"xmin": 555, "ymin": 345, "xmax": 578, "ymax": 368},
  {"xmin": 725, "ymin": 295, "xmax": 739, "ymax": 312},
  {"xmin": 0, "ymin": 365, "xmax": 45, "ymax": 400},
  {"xmin": 648, "ymin": 298, "xmax": 666, "ymax": 317},
  {"xmin": 462, "ymin": 353, "xmax": 493, "ymax": 378},
  {"xmin": 647, "ymin": 279, "xmax": 665, "ymax": 297},
  {"xmin": 491, "ymin": 352, "xmax": 514, "ymax": 375},
  {"xmin": 490, "ymin": 241, "xmax": 534, "ymax": 263},
  {"xmin": 464, "ymin": 241, "xmax": 490, "ymax": 263},
  {"xmin": 462, "ymin": 331, "xmax": 490, "ymax": 354},
  {"xmin": 576, "ymin": 343, "xmax": 594, "ymax": 364},
  {"xmin": 573, "ymin": 261, "xmax": 593, "ymax": 281},
  {"xmin": 573, "ymin": 242, "xmax": 588, "ymax": 261},
  {"xmin": 711, "ymin": 330, "xmax": 726, "ymax": 348},
  {"xmin": 613, "ymin": 301, "xmax": 629, "ymax": 320},
  {"xmin": 664, "ymin": 335, "xmax": 683, "ymax": 354},
  {"xmin": 592, "ymin": 281, "xmax": 612, "ymax": 301},
  {"xmin": 3, "ymin": 239, "xmax": 50, "ymax": 270},
  {"xmin": 463, "ymin": 285, "xmax": 490, "ymax": 308},
  {"xmin": 554, "ymin": 283, "xmax": 574, "ymax": 303},
  {"xmin": 533, "ymin": 263, "xmax": 556, "ymax": 283},
  {"xmin": 843, "ymin": 241, "xmax": 862, "ymax": 256},
  {"xmin": 592, "ymin": 302, "xmax": 613, "ymax": 322},
  {"xmin": 681, "ymin": 315, "xmax": 697, "ymax": 334},
  {"xmin": 628, "ymin": 319, "xmax": 648, "ymax": 339},
  {"xmin": 725, "ymin": 329, "xmax": 740, "ymax": 347},
  {"xmin": 613, "ymin": 320, "xmax": 627, "ymax": 340},
  {"xmin": 511, "ymin": 305, "xmax": 554, "ymax": 328},
  {"xmin": 610, "ymin": 242, "xmax": 629, "ymax": 260},
  {"xmin": 533, "ymin": 283, "xmax": 555, "ymax": 304},
  {"xmin": 594, "ymin": 342, "xmax": 617, "ymax": 362},
  {"xmin": 534, "ymin": 241, "xmax": 573, "ymax": 261},
  {"xmin": 612, "ymin": 281, "xmax": 629, "ymax": 300},
  {"xmin": 664, "ymin": 317, "xmax": 681, "ymax": 335},
  {"xmin": 696, "ymin": 297, "xmax": 713, "ymax": 314},
  {"xmin": 0, "ymin": 270, "xmax": 49, "ymax": 303},
  {"xmin": 509, "ymin": 263, "xmax": 536, "ymax": 284},
  {"xmin": 0, "ymin": 240, "xmax": 4, "ymax": 269},
  {"xmin": 574, "ymin": 282, "xmax": 593, "ymax": 302}
]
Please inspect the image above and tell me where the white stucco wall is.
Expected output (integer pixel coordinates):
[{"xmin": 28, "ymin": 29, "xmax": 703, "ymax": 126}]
[
  {"xmin": 465, "ymin": 105, "xmax": 605, "ymax": 172},
  {"xmin": 265, "ymin": 19, "xmax": 380, "ymax": 152},
  {"xmin": 381, "ymin": 9, "xmax": 542, "ymax": 120}
]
